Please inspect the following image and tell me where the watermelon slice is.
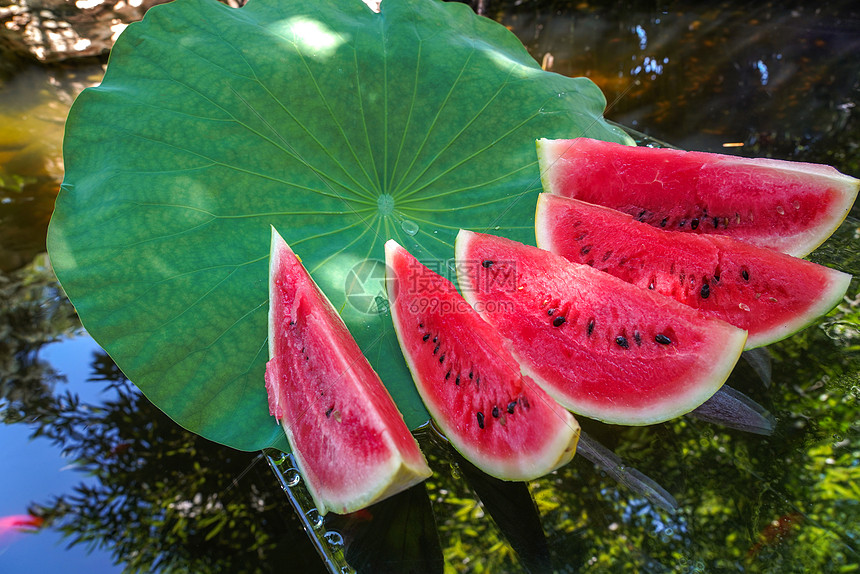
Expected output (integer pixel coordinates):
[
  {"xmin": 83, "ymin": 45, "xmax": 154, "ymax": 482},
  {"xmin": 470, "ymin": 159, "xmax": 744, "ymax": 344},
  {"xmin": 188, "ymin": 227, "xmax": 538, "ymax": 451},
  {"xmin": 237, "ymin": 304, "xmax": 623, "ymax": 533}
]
[
  {"xmin": 537, "ymin": 137, "xmax": 860, "ymax": 257},
  {"xmin": 265, "ymin": 228, "xmax": 431, "ymax": 515},
  {"xmin": 535, "ymin": 194, "xmax": 852, "ymax": 349},
  {"xmin": 384, "ymin": 240, "xmax": 580, "ymax": 481},
  {"xmin": 454, "ymin": 230, "xmax": 748, "ymax": 426}
]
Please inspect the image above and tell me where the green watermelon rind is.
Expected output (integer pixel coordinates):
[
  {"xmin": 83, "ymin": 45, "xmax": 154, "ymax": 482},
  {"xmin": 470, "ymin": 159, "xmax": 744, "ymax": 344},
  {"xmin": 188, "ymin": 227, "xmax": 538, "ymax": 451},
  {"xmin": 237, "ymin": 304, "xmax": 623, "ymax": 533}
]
[
  {"xmin": 454, "ymin": 229, "xmax": 748, "ymax": 426},
  {"xmin": 267, "ymin": 228, "xmax": 431, "ymax": 515},
  {"xmin": 534, "ymin": 193, "xmax": 853, "ymax": 350},
  {"xmin": 535, "ymin": 138, "xmax": 860, "ymax": 258}
]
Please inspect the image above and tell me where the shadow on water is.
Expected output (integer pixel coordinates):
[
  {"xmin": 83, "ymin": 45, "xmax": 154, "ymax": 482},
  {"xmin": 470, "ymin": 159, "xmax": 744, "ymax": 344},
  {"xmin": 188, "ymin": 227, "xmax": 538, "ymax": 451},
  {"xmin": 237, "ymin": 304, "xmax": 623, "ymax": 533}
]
[{"xmin": 1, "ymin": 1, "xmax": 859, "ymax": 572}]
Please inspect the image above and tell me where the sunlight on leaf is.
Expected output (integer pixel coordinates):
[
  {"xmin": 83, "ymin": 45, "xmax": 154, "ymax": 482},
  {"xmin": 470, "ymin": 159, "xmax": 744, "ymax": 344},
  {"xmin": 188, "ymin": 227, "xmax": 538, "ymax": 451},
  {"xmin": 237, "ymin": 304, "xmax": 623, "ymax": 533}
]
[{"xmin": 47, "ymin": 0, "xmax": 632, "ymax": 451}]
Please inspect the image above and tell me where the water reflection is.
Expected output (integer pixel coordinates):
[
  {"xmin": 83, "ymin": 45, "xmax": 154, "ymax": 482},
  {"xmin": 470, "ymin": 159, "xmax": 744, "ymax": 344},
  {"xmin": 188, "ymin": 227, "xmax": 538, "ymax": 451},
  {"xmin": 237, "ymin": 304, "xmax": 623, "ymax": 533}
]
[
  {"xmin": 497, "ymin": 0, "xmax": 860, "ymax": 164},
  {"xmin": 18, "ymin": 349, "xmax": 329, "ymax": 574},
  {"xmin": 0, "ymin": 64, "xmax": 102, "ymax": 271},
  {"xmin": 0, "ymin": 0, "xmax": 858, "ymax": 572}
]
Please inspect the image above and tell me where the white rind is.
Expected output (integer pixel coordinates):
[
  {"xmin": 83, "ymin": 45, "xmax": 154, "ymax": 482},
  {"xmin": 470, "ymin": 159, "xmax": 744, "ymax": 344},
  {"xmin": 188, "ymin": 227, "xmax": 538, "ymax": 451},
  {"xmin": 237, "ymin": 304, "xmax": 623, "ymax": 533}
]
[{"xmin": 535, "ymin": 138, "xmax": 569, "ymax": 196}]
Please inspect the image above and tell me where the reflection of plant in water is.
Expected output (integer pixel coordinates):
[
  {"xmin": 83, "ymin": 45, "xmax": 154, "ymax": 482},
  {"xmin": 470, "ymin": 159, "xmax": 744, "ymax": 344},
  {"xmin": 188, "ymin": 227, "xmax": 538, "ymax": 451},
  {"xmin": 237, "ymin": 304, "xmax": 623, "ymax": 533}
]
[
  {"xmin": 0, "ymin": 253, "xmax": 78, "ymax": 424},
  {"xmin": 27, "ymin": 353, "xmax": 328, "ymax": 574},
  {"xmin": 429, "ymin": 468, "xmax": 522, "ymax": 572}
]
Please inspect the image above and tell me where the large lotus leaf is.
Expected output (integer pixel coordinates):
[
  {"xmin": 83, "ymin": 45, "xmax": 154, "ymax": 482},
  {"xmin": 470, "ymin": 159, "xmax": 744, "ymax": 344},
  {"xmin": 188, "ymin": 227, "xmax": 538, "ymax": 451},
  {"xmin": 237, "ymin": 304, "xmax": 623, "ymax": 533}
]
[{"xmin": 47, "ymin": 0, "xmax": 633, "ymax": 452}]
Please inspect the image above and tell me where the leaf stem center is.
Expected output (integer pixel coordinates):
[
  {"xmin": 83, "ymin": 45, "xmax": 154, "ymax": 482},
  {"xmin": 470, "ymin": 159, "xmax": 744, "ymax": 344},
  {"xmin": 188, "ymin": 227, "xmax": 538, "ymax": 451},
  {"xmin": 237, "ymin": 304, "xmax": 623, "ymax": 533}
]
[{"xmin": 377, "ymin": 193, "xmax": 395, "ymax": 216}]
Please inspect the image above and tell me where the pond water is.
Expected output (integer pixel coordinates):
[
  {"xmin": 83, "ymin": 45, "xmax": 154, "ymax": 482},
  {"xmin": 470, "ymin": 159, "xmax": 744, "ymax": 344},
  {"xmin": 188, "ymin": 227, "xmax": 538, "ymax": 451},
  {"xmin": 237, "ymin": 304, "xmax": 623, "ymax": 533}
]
[{"xmin": 1, "ymin": 1, "xmax": 858, "ymax": 573}]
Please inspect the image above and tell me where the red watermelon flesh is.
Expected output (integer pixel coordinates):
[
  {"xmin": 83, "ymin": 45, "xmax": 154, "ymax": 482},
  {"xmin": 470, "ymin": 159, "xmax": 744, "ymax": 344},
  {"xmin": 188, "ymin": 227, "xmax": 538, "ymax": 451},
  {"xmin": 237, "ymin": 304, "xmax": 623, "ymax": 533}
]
[
  {"xmin": 455, "ymin": 230, "xmax": 748, "ymax": 426},
  {"xmin": 385, "ymin": 240, "xmax": 580, "ymax": 481},
  {"xmin": 265, "ymin": 228, "xmax": 431, "ymax": 515},
  {"xmin": 537, "ymin": 138, "xmax": 860, "ymax": 257},
  {"xmin": 536, "ymin": 194, "xmax": 852, "ymax": 350}
]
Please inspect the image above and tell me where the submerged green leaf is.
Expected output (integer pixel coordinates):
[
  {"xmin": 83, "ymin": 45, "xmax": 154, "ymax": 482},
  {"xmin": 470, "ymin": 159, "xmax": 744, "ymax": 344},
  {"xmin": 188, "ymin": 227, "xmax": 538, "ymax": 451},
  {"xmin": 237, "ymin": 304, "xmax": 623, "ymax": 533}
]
[{"xmin": 47, "ymin": 0, "xmax": 631, "ymax": 451}]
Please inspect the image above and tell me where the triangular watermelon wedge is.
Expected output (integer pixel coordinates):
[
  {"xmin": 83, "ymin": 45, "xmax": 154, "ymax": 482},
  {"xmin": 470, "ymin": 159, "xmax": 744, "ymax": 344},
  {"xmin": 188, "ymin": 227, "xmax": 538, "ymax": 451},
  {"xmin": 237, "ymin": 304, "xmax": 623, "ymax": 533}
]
[
  {"xmin": 265, "ymin": 228, "xmax": 431, "ymax": 515},
  {"xmin": 385, "ymin": 240, "xmax": 580, "ymax": 481},
  {"xmin": 455, "ymin": 230, "xmax": 748, "ymax": 426},
  {"xmin": 535, "ymin": 193, "xmax": 852, "ymax": 349},
  {"xmin": 537, "ymin": 137, "xmax": 860, "ymax": 257}
]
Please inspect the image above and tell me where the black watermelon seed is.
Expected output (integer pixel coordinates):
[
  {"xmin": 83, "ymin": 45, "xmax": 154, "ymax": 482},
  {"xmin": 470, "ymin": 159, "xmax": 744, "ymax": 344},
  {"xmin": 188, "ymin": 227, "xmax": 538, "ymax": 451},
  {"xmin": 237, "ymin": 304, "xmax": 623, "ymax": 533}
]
[
  {"xmin": 616, "ymin": 335, "xmax": 629, "ymax": 349},
  {"xmin": 655, "ymin": 334, "xmax": 672, "ymax": 345},
  {"xmin": 580, "ymin": 245, "xmax": 592, "ymax": 255},
  {"xmin": 637, "ymin": 209, "xmax": 647, "ymax": 220},
  {"xmin": 691, "ymin": 218, "xmax": 699, "ymax": 230},
  {"xmin": 455, "ymin": 375, "xmax": 461, "ymax": 386},
  {"xmin": 587, "ymin": 319, "xmax": 595, "ymax": 336},
  {"xmin": 660, "ymin": 217, "xmax": 668, "ymax": 227},
  {"xmin": 547, "ymin": 308, "xmax": 555, "ymax": 316},
  {"xmin": 648, "ymin": 282, "xmax": 655, "ymax": 290},
  {"xmin": 507, "ymin": 401, "xmax": 517, "ymax": 414},
  {"xmin": 679, "ymin": 219, "xmax": 686, "ymax": 228},
  {"xmin": 325, "ymin": 407, "xmax": 334, "ymax": 418},
  {"xmin": 713, "ymin": 216, "xmax": 720, "ymax": 228},
  {"xmin": 482, "ymin": 260, "xmax": 494, "ymax": 268},
  {"xmin": 439, "ymin": 354, "xmax": 445, "ymax": 363},
  {"xmin": 552, "ymin": 315, "xmax": 566, "ymax": 327},
  {"xmin": 476, "ymin": 412, "xmax": 485, "ymax": 429},
  {"xmin": 433, "ymin": 336, "xmax": 438, "ymax": 343},
  {"xmin": 492, "ymin": 406, "xmax": 500, "ymax": 418},
  {"xmin": 742, "ymin": 270, "xmax": 750, "ymax": 281},
  {"xmin": 445, "ymin": 371, "xmax": 451, "ymax": 380},
  {"xmin": 433, "ymin": 345, "xmax": 439, "ymax": 355},
  {"xmin": 422, "ymin": 333, "xmax": 430, "ymax": 342},
  {"xmin": 700, "ymin": 283, "xmax": 710, "ymax": 299},
  {"xmin": 634, "ymin": 331, "xmax": 642, "ymax": 345},
  {"xmin": 469, "ymin": 371, "xmax": 474, "ymax": 379}
]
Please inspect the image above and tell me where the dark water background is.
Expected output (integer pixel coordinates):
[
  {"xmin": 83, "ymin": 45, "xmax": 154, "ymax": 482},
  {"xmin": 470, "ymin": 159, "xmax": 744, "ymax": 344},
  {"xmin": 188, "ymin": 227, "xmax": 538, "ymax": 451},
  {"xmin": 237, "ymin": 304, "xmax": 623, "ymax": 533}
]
[{"xmin": 1, "ymin": 1, "xmax": 858, "ymax": 572}]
